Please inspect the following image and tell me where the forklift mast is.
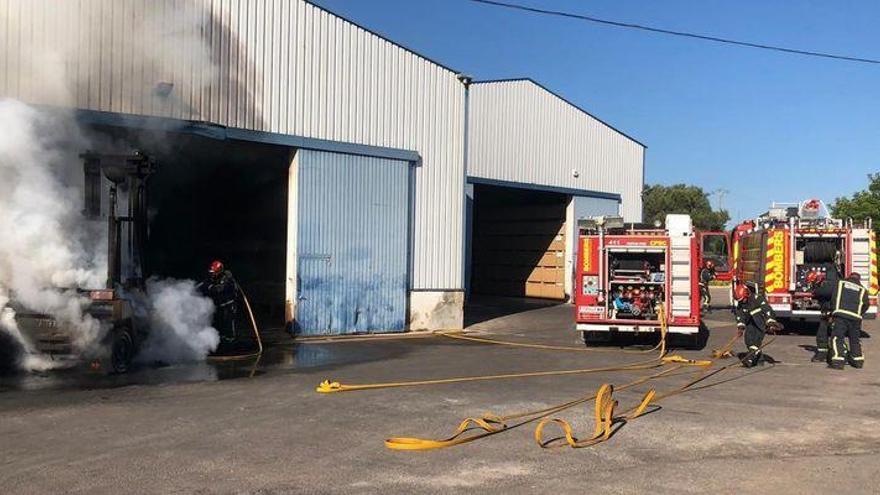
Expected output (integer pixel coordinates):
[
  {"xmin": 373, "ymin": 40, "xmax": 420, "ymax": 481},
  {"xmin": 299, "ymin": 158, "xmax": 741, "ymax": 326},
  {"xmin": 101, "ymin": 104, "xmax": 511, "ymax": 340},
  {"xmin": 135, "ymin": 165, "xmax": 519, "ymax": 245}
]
[{"xmin": 81, "ymin": 151, "xmax": 156, "ymax": 289}]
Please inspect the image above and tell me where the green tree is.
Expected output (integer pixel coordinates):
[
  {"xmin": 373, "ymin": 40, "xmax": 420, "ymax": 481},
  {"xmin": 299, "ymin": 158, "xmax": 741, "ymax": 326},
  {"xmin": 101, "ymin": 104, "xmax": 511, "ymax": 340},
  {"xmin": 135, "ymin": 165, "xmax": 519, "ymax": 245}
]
[
  {"xmin": 830, "ymin": 173, "xmax": 880, "ymax": 234},
  {"xmin": 642, "ymin": 184, "xmax": 730, "ymax": 231}
]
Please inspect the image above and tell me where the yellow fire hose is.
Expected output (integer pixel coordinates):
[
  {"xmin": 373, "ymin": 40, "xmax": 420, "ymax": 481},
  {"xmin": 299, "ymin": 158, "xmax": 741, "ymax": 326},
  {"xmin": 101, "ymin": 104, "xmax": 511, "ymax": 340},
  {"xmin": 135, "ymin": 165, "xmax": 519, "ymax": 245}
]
[
  {"xmin": 313, "ymin": 302, "xmax": 776, "ymax": 452},
  {"xmin": 385, "ymin": 332, "xmax": 778, "ymax": 451},
  {"xmin": 317, "ymin": 307, "xmax": 712, "ymax": 394},
  {"xmin": 438, "ymin": 331, "xmax": 665, "ymax": 354},
  {"xmin": 385, "ymin": 366, "xmax": 683, "ymax": 451},
  {"xmin": 710, "ymin": 331, "xmax": 740, "ymax": 359},
  {"xmin": 207, "ymin": 283, "xmax": 263, "ymax": 362}
]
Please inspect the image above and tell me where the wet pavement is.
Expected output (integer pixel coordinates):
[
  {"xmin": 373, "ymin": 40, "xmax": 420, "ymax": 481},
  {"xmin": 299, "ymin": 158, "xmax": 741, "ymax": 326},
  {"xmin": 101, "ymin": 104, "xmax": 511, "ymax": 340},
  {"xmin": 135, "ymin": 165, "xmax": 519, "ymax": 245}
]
[{"xmin": 0, "ymin": 335, "xmax": 421, "ymax": 392}]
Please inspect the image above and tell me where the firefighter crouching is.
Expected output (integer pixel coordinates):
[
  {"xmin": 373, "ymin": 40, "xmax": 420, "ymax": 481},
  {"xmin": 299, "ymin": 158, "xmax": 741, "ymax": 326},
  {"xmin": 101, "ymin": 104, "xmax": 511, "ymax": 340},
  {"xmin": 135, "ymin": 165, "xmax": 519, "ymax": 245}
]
[
  {"xmin": 699, "ymin": 260, "xmax": 716, "ymax": 311},
  {"xmin": 815, "ymin": 273, "xmax": 869, "ymax": 370},
  {"xmin": 733, "ymin": 281, "xmax": 782, "ymax": 367},
  {"xmin": 197, "ymin": 260, "xmax": 238, "ymax": 343}
]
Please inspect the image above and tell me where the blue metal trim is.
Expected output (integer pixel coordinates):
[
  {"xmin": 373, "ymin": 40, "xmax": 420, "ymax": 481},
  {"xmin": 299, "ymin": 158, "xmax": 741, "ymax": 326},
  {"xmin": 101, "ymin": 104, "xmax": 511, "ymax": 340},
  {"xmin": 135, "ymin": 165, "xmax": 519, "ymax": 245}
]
[
  {"xmin": 71, "ymin": 108, "xmax": 421, "ymax": 163},
  {"xmin": 225, "ymin": 128, "xmax": 421, "ymax": 163},
  {"xmin": 467, "ymin": 176, "xmax": 622, "ymax": 202},
  {"xmin": 470, "ymin": 78, "xmax": 646, "ymax": 148}
]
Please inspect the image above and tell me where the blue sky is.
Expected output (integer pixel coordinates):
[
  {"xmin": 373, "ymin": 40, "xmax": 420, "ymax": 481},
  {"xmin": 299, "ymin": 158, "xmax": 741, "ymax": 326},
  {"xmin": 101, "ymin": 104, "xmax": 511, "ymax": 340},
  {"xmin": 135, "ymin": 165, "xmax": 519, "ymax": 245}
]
[{"xmin": 311, "ymin": 0, "xmax": 879, "ymax": 223}]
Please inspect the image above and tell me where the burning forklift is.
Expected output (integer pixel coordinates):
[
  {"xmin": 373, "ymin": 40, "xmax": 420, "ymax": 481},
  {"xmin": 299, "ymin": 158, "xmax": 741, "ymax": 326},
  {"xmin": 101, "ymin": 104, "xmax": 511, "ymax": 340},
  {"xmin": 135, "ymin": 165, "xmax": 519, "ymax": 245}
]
[{"xmin": 11, "ymin": 151, "xmax": 156, "ymax": 373}]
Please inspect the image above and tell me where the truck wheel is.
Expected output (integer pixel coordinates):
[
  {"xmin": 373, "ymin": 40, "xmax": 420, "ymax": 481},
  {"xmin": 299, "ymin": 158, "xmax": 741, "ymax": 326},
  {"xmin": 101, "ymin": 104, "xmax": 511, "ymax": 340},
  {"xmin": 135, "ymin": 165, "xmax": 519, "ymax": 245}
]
[{"xmin": 111, "ymin": 327, "xmax": 135, "ymax": 374}]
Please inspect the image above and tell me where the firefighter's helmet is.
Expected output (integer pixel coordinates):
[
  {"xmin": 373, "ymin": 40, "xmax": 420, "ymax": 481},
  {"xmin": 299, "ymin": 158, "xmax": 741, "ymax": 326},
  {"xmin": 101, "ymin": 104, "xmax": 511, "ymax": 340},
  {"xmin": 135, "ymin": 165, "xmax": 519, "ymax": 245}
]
[
  {"xmin": 209, "ymin": 260, "xmax": 224, "ymax": 275},
  {"xmin": 733, "ymin": 282, "xmax": 749, "ymax": 302}
]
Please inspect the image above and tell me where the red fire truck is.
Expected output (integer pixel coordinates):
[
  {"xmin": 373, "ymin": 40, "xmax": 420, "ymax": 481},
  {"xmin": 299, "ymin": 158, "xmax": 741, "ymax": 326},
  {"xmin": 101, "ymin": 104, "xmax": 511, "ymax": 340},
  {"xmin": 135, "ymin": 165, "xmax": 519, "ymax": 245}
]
[
  {"xmin": 574, "ymin": 214, "xmax": 704, "ymax": 344},
  {"xmin": 721, "ymin": 200, "xmax": 878, "ymax": 321}
]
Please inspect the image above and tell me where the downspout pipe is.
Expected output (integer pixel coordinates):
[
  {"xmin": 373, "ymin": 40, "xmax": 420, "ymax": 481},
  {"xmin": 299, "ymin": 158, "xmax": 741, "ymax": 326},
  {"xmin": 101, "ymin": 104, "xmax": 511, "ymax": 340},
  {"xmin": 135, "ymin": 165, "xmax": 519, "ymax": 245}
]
[{"xmin": 458, "ymin": 73, "xmax": 473, "ymax": 302}]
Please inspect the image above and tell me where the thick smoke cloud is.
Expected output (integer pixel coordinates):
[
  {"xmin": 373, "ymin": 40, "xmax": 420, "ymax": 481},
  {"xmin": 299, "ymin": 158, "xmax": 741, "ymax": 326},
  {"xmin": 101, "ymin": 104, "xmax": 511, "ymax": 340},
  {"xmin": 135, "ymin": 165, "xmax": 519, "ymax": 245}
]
[
  {"xmin": 137, "ymin": 279, "xmax": 220, "ymax": 364},
  {"xmin": 0, "ymin": 1, "xmax": 224, "ymax": 372},
  {"xmin": 0, "ymin": 100, "xmax": 107, "ymax": 368}
]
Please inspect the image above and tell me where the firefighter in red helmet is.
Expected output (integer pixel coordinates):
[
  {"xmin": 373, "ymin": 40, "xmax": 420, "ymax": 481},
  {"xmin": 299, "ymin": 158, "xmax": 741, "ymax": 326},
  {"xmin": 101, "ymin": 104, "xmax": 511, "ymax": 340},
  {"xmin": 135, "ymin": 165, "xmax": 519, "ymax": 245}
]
[
  {"xmin": 733, "ymin": 281, "xmax": 781, "ymax": 367},
  {"xmin": 699, "ymin": 260, "xmax": 717, "ymax": 311},
  {"xmin": 197, "ymin": 260, "xmax": 238, "ymax": 343}
]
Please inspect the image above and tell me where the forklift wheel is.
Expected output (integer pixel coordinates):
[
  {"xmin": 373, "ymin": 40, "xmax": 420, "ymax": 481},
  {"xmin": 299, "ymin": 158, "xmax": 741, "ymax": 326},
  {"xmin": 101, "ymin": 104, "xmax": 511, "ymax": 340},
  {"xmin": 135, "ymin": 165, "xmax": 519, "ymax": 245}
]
[{"xmin": 111, "ymin": 327, "xmax": 135, "ymax": 374}]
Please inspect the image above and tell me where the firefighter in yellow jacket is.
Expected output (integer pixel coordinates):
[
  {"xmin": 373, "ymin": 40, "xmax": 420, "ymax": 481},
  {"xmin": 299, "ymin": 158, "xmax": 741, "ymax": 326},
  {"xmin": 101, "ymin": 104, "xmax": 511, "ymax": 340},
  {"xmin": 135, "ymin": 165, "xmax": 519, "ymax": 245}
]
[{"xmin": 815, "ymin": 272, "xmax": 870, "ymax": 369}]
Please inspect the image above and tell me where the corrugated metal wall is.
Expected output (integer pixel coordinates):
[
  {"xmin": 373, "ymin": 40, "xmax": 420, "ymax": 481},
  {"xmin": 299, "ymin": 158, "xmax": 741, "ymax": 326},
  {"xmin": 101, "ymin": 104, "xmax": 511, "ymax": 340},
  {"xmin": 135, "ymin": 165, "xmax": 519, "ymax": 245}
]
[
  {"xmin": 573, "ymin": 196, "xmax": 620, "ymax": 220},
  {"xmin": 293, "ymin": 150, "xmax": 409, "ymax": 334},
  {"xmin": 468, "ymin": 79, "xmax": 644, "ymax": 222},
  {"xmin": 0, "ymin": 0, "xmax": 464, "ymax": 290}
]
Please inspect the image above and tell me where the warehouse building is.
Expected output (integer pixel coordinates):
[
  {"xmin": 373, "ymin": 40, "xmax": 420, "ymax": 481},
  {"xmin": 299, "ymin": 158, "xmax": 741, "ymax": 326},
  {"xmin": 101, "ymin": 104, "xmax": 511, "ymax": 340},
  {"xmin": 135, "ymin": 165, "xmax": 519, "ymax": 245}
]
[
  {"xmin": 465, "ymin": 79, "xmax": 645, "ymax": 302},
  {"xmin": 0, "ymin": 0, "xmax": 644, "ymax": 335}
]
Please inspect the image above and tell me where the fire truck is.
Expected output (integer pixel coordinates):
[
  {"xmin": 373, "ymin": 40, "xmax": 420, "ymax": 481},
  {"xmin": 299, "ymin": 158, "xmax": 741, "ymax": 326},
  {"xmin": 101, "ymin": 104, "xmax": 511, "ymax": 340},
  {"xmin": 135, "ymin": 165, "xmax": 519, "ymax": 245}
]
[
  {"xmin": 719, "ymin": 200, "xmax": 878, "ymax": 321},
  {"xmin": 574, "ymin": 214, "xmax": 704, "ymax": 344}
]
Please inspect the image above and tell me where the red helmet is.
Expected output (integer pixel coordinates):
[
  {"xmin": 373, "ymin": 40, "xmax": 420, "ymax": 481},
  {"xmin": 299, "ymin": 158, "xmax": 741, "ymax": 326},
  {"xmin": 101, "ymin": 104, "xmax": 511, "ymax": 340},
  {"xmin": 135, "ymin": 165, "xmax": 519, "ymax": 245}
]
[
  {"xmin": 704, "ymin": 260, "xmax": 715, "ymax": 270},
  {"xmin": 209, "ymin": 260, "xmax": 224, "ymax": 274},
  {"xmin": 733, "ymin": 283, "xmax": 749, "ymax": 302}
]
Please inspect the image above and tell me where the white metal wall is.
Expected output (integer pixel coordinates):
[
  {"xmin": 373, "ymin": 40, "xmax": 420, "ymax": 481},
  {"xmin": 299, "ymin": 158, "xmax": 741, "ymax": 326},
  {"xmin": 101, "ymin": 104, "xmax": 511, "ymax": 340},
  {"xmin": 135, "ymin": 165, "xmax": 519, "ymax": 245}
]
[
  {"xmin": 0, "ymin": 0, "xmax": 465, "ymax": 290},
  {"xmin": 468, "ymin": 79, "xmax": 644, "ymax": 222}
]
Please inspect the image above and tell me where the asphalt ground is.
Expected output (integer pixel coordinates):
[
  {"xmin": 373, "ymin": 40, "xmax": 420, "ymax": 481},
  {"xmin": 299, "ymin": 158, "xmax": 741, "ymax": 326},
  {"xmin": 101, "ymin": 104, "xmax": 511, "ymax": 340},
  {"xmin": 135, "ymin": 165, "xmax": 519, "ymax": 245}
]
[{"xmin": 2, "ymin": 289, "xmax": 879, "ymax": 494}]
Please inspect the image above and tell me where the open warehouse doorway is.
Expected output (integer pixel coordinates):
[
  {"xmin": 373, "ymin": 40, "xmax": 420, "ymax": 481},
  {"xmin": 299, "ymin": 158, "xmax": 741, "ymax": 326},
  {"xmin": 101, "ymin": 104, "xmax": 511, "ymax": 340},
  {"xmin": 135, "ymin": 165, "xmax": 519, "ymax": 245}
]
[
  {"xmin": 468, "ymin": 183, "xmax": 569, "ymax": 301},
  {"xmin": 465, "ymin": 181, "xmax": 622, "ymax": 326},
  {"xmin": 85, "ymin": 125, "xmax": 292, "ymax": 332}
]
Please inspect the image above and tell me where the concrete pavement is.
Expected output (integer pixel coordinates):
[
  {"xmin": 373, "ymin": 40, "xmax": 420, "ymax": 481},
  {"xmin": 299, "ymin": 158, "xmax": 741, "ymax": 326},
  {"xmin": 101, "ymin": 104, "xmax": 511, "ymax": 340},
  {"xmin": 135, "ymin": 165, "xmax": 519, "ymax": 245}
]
[{"xmin": 1, "ymin": 298, "xmax": 878, "ymax": 494}]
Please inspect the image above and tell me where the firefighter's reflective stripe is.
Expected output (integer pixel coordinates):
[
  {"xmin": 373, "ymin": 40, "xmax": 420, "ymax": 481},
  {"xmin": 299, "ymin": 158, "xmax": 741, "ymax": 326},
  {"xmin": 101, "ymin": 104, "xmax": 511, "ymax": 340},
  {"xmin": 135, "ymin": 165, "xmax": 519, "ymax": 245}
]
[
  {"xmin": 833, "ymin": 281, "xmax": 866, "ymax": 320},
  {"xmin": 871, "ymin": 232, "xmax": 878, "ymax": 295},
  {"xmin": 852, "ymin": 356, "xmax": 865, "ymax": 361},
  {"xmin": 830, "ymin": 337, "xmax": 846, "ymax": 361},
  {"xmin": 750, "ymin": 308, "xmax": 763, "ymax": 315}
]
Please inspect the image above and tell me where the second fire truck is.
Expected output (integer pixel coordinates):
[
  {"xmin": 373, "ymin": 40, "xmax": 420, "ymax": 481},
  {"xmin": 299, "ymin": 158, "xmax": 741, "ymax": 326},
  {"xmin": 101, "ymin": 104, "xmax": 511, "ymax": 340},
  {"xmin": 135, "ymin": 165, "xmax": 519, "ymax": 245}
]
[{"xmin": 713, "ymin": 200, "xmax": 878, "ymax": 321}]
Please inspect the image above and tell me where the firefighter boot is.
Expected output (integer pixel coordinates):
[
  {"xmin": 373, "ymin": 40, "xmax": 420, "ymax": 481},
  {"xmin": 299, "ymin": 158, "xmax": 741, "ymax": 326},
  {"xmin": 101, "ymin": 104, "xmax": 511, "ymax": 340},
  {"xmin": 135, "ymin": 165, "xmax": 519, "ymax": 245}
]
[
  {"xmin": 848, "ymin": 354, "xmax": 865, "ymax": 369},
  {"xmin": 828, "ymin": 337, "xmax": 847, "ymax": 370},
  {"xmin": 743, "ymin": 347, "xmax": 761, "ymax": 368},
  {"xmin": 811, "ymin": 349, "xmax": 828, "ymax": 363}
]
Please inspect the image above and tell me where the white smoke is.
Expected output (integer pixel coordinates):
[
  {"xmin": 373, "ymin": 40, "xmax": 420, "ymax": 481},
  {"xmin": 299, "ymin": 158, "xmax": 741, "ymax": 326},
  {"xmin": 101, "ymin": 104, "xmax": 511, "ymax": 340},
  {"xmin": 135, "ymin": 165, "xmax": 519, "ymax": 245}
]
[
  {"xmin": 137, "ymin": 279, "xmax": 220, "ymax": 364},
  {"xmin": 0, "ymin": 99, "xmax": 107, "ymax": 363},
  {"xmin": 0, "ymin": 291, "xmax": 64, "ymax": 372},
  {"xmin": 0, "ymin": 2, "xmax": 227, "ymax": 373}
]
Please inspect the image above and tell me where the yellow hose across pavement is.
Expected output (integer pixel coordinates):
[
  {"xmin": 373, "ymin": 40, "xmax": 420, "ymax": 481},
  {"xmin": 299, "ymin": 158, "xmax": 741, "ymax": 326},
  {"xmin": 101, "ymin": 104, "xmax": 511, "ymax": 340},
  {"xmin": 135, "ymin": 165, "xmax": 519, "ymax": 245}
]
[
  {"xmin": 385, "ymin": 334, "xmax": 777, "ymax": 451},
  {"xmin": 316, "ymin": 306, "xmax": 711, "ymax": 394},
  {"xmin": 316, "ymin": 304, "xmax": 767, "ymax": 451}
]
